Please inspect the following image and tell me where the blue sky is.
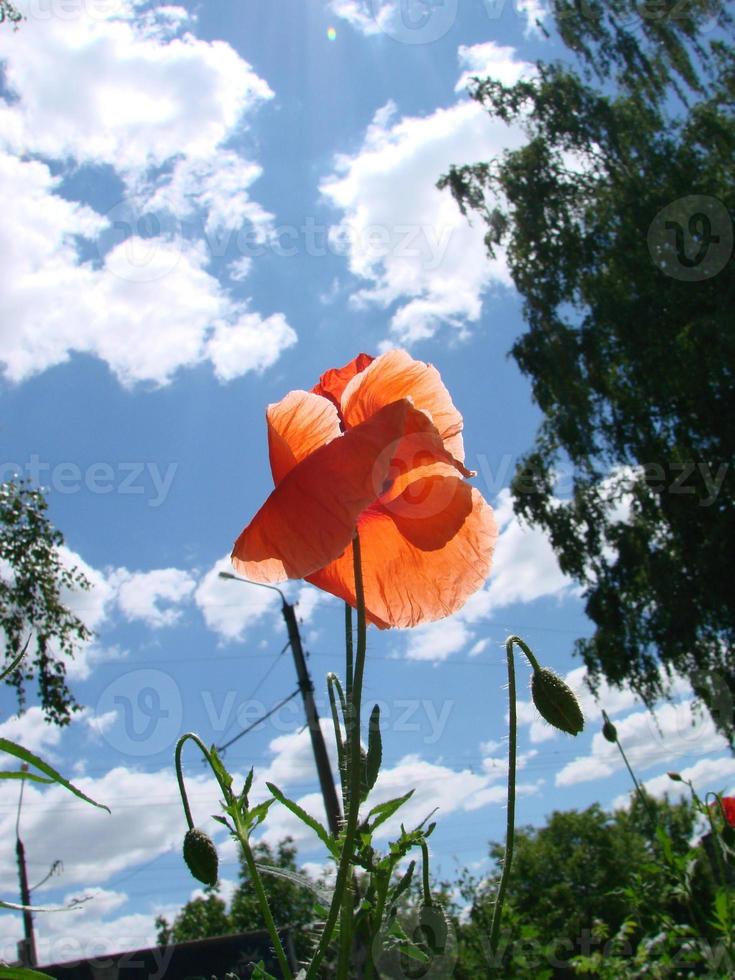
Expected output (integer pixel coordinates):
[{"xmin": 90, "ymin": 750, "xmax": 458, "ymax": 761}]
[{"xmin": 0, "ymin": 0, "xmax": 732, "ymax": 964}]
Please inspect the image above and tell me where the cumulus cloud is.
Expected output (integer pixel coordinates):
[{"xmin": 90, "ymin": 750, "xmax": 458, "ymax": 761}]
[
  {"xmin": 0, "ymin": 1, "xmax": 296, "ymax": 386},
  {"xmin": 556, "ymin": 698, "xmax": 729, "ymax": 788},
  {"xmin": 329, "ymin": 1, "xmax": 548, "ymax": 40},
  {"xmin": 399, "ymin": 488, "xmax": 574, "ymax": 662},
  {"xmin": 111, "ymin": 568, "xmax": 197, "ymax": 628},
  {"xmin": 320, "ymin": 42, "xmax": 534, "ymax": 346},
  {"xmin": 612, "ymin": 756, "xmax": 735, "ymax": 811},
  {"xmin": 194, "ymin": 555, "xmax": 281, "ymax": 643}
]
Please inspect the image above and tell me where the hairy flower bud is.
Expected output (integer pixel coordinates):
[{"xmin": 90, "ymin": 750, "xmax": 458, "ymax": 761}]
[
  {"xmin": 602, "ymin": 718, "xmax": 618, "ymax": 743},
  {"xmin": 531, "ymin": 668, "xmax": 584, "ymax": 736},
  {"xmin": 183, "ymin": 828, "xmax": 218, "ymax": 886},
  {"xmin": 667, "ymin": 771, "xmax": 682, "ymax": 782}
]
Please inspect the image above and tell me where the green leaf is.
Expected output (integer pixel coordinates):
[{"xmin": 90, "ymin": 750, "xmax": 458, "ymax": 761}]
[
  {"xmin": 0, "ymin": 770, "xmax": 54, "ymax": 784},
  {"xmin": 266, "ymin": 782, "xmax": 337, "ymax": 855},
  {"xmin": 0, "ymin": 635, "xmax": 31, "ymax": 684},
  {"xmin": 388, "ymin": 859, "xmax": 415, "ymax": 910},
  {"xmin": 365, "ymin": 704, "xmax": 382, "ymax": 795},
  {"xmin": 0, "ymin": 738, "xmax": 109, "ymax": 812},
  {"xmin": 208, "ymin": 746, "xmax": 233, "ymax": 793},
  {"xmin": 398, "ymin": 943, "xmax": 430, "ymax": 964},
  {"xmin": 240, "ymin": 766, "xmax": 254, "ymax": 803},
  {"xmin": 0, "ymin": 968, "xmax": 55, "ymax": 980},
  {"xmin": 247, "ymin": 798, "xmax": 274, "ymax": 830},
  {"xmin": 367, "ymin": 790, "xmax": 414, "ymax": 833},
  {"xmin": 250, "ymin": 962, "xmax": 278, "ymax": 980}
]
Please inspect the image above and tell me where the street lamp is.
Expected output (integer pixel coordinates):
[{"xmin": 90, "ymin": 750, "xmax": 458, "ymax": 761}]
[{"xmin": 217, "ymin": 572, "xmax": 342, "ymax": 837}]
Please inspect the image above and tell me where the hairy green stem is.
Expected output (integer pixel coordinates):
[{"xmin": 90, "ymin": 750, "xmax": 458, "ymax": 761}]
[
  {"xmin": 489, "ymin": 637, "xmax": 519, "ymax": 960},
  {"xmin": 345, "ymin": 602, "xmax": 354, "ymax": 702},
  {"xmin": 174, "ymin": 732, "xmax": 292, "ymax": 979},
  {"xmin": 239, "ymin": 825, "xmax": 294, "ymax": 980},
  {"xmin": 307, "ymin": 534, "xmax": 367, "ymax": 979}
]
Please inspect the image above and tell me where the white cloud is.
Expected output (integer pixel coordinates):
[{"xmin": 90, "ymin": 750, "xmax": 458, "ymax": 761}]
[
  {"xmin": 0, "ymin": 2, "xmax": 296, "ymax": 387},
  {"xmin": 403, "ymin": 617, "xmax": 472, "ymax": 663},
  {"xmin": 330, "ymin": 0, "xmax": 549, "ymax": 39},
  {"xmin": 611, "ymin": 756, "xmax": 735, "ymax": 811},
  {"xmin": 327, "ymin": 0, "xmax": 395, "ymax": 36},
  {"xmin": 0, "ymin": 706, "xmax": 62, "ymax": 756},
  {"xmin": 482, "ymin": 489, "xmax": 575, "ymax": 612},
  {"xmin": 0, "ymin": 3, "xmax": 272, "ymax": 172},
  {"xmin": 0, "ymin": 765, "xmax": 222, "ymax": 893},
  {"xmin": 194, "ymin": 555, "xmax": 281, "ymax": 643},
  {"xmin": 320, "ymin": 84, "xmax": 527, "ymax": 346},
  {"xmin": 112, "ymin": 568, "xmax": 197, "ymax": 628},
  {"xmin": 455, "ymin": 41, "xmax": 533, "ymax": 92},
  {"xmin": 556, "ymin": 699, "xmax": 729, "ymax": 788},
  {"xmin": 398, "ymin": 487, "xmax": 574, "ymax": 662}
]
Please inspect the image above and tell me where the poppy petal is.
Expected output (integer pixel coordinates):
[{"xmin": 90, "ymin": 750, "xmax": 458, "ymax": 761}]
[
  {"xmin": 306, "ymin": 481, "xmax": 497, "ymax": 628},
  {"xmin": 267, "ymin": 390, "xmax": 342, "ymax": 486},
  {"xmin": 341, "ymin": 349, "xmax": 466, "ymax": 462},
  {"xmin": 232, "ymin": 398, "xmax": 417, "ymax": 583},
  {"xmin": 311, "ymin": 353, "xmax": 374, "ymax": 410}
]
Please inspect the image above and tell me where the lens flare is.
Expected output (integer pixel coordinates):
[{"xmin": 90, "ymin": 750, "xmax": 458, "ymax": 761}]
[{"xmin": 327, "ymin": 26, "xmax": 337, "ymax": 41}]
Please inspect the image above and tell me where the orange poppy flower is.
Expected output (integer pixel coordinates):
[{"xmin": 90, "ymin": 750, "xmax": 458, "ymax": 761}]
[{"xmin": 231, "ymin": 350, "xmax": 497, "ymax": 628}]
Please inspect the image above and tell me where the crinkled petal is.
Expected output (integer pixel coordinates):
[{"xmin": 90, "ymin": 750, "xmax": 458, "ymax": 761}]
[
  {"xmin": 311, "ymin": 353, "xmax": 374, "ymax": 410},
  {"xmin": 267, "ymin": 390, "xmax": 342, "ymax": 486},
  {"xmin": 232, "ymin": 399, "xmax": 417, "ymax": 583},
  {"xmin": 306, "ymin": 481, "xmax": 497, "ymax": 628},
  {"xmin": 341, "ymin": 349, "xmax": 465, "ymax": 461}
]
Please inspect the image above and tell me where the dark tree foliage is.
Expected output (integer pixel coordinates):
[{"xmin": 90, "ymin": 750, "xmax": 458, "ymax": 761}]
[
  {"xmin": 0, "ymin": 0, "xmax": 22, "ymax": 26},
  {"xmin": 439, "ymin": 0, "xmax": 735, "ymax": 738},
  {"xmin": 0, "ymin": 480, "xmax": 90, "ymax": 724},
  {"xmin": 453, "ymin": 795, "xmax": 702, "ymax": 976}
]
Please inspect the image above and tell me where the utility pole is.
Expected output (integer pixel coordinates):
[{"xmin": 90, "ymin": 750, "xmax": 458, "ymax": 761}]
[
  {"xmin": 280, "ymin": 599, "xmax": 342, "ymax": 838},
  {"xmin": 16, "ymin": 767, "xmax": 36, "ymax": 968},
  {"xmin": 218, "ymin": 574, "xmax": 342, "ymax": 837}
]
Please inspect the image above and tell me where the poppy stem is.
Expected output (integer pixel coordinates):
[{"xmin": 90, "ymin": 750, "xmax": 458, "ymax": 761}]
[
  {"xmin": 488, "ymin": 636, "xmax": 519, "ymax": 962},
  {"xmin": 307, "ymin": 534, "xmax": 367, "ymax": 980},
  {"xmin": 345, "ymin": 602, "xmax": 354, "ymax": 701}
]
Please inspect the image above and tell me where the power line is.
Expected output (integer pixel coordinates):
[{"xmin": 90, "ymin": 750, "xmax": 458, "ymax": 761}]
[{"xmin": 217, "ymin": 689, "xmax": 300, "ymax": 753}]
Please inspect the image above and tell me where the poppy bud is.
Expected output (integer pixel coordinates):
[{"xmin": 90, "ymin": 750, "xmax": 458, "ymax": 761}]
[
  {"xmin": 602, "ymin": 718, "xmax": 618, "ymax": 743},
  {"xmin": 667, "ymin": 771, "xmax": 682, "ymax": 782},
  {"xmin": 531, "ymin": 668, "xmax": 584, "ymax": 736},
  {"xmin": 183, "ymin": 828, "xmax": 218, "ymax": 886}
]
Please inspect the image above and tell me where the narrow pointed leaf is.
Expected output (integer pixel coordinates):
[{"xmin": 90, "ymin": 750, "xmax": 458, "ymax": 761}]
[
  {"xmin": 266, "ymin": 782, "xmax": 338, "ymax": 855},
  {"xmin": 367, "ymin": 790, "xmax": 414, "ymax": 832},
  {"xmin": 0, "ymin": 968, "xmax": 55, "ymax": 980},
  {"xmin": 0, "ymin": 636, "xmax": 31, "ymax": 684},
  {"xmin": 0, "ymin": 770, "xmax": 54, "ymax": 784},
  {"xmin": 365, "ymin": 704, "xmax": 382, "ymax": 793},
  {"xmin": 0, "ymin": 738, "xmax": 109, "ymax": 812}
]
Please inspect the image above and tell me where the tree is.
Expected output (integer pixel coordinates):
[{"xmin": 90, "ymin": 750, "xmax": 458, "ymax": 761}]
[
  {"xmin": 439, "ymin": 0, "xmax": 735, "ymax": 738},
  {"xmin": 156, "ymin": 838, "xmax": 319, "ymax": 962},
  {"xmin": 1, "ymin": 480, "xmax": 91, "ymax": 724},
  {"xmin": 452, "ymin": 795, "xmax": 702, "ymax": 976},
  {"xmin": 0, "ymin": 1, "xmax": 22, "ymax": 26}
]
